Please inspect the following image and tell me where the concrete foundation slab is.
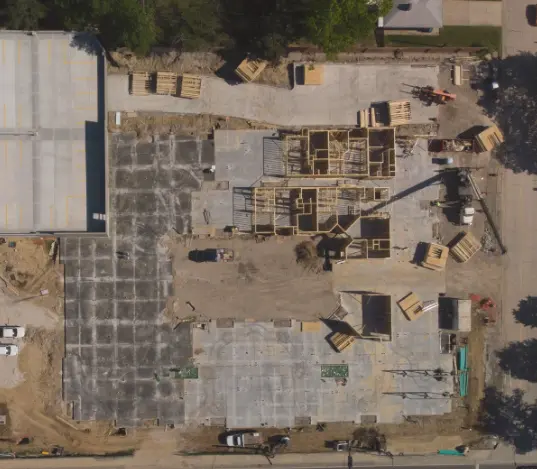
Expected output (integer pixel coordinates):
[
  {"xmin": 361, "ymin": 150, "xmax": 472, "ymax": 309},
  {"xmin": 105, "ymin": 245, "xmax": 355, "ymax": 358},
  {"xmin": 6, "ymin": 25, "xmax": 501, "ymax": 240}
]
[{"xmin": 107, "ymin": 65, "xmax": 439, "ymax": 127}]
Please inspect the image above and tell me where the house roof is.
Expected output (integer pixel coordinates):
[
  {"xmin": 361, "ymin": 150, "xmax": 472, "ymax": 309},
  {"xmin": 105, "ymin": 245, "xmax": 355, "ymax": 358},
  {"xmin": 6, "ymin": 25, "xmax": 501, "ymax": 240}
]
[{"xmin": 382, "ymin": 0, "xmax": 443, "ymax": 29}]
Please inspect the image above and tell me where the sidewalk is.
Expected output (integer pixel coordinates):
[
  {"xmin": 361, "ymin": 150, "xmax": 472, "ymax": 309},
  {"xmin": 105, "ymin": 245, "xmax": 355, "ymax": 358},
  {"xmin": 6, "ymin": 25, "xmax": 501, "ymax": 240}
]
[{"xmin": 443, "ymin": 0, "xmax": 502, "ymax": 26}]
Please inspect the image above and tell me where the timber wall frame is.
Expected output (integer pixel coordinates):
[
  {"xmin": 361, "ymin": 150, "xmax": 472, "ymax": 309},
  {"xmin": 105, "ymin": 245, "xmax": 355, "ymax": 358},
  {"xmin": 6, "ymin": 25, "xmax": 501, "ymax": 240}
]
[
  {"xmin": 252, "ymin": 186, "xmax": 391, "ymax": 259},
  {"xmin": 282, "ymin": 127, "xmax": 396, "ymax": 179}
]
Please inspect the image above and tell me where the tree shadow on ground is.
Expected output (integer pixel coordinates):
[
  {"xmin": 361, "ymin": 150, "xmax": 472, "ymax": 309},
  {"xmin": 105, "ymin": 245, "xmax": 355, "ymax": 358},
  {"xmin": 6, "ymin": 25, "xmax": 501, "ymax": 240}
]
[
  {"xmin": 513, "ymin": 296, "xmax": 537, "ymax": 328},
  {"xmin": 478, "ymin": 386, "xmax": 537, "ymax": 454},
  {"xmin": 477, "ymin": 53, "xmax": 537, "ymax": 174},
  {"xmin": 497, "ymin": 339, "xmax": 537, "ymax": 382}
]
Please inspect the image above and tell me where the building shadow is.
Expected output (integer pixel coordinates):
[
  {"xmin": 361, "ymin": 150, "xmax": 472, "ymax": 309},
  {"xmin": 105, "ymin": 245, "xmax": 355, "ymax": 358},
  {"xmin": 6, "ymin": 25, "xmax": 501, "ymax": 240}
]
[{"xmin": 70, "ymin": 33, "xmax": 107, "ymax": 233}]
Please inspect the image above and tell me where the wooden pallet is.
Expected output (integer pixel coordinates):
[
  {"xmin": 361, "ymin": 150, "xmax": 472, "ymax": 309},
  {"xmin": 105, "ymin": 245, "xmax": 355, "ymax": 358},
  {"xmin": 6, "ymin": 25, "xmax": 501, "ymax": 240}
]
[
  {"xmin": 155, "ymin": 71, "xmax": 177, "ymax": 95},
  {"xmin": 130, "ymin": 72, "xmax": 151, "ymax": 96},
  {"xmin": 327, "ymin": 332, "xmax": 355, "ymax": 352},
  {"xmin": 180, "ymin": 74, "xmax": 202, "ymax": 99},
  {"xmin": 235, "ymin": 58, "xmax": 267, "ymax": 82},
  {"xmin": 398, "ymin": 292, "xmax": 424, "ymax": 321}
]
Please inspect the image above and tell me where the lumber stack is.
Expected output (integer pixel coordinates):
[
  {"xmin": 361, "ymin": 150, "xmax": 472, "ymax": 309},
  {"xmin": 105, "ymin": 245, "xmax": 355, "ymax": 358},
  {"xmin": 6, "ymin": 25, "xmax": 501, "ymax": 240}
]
[
  {"xmin": 156, "ymin": 72, "xmax": 177, "ymax": 95},
  {"xmin": 130, "ymin": 72, "xmax": 151, "ymax": 96},
  {"xmin": 388, "ymin": 100, "xmax": 411, "ymax": 126},
  {"xmin": 179, "ymin": 74, "xmax": 202, "ymax": 99}
]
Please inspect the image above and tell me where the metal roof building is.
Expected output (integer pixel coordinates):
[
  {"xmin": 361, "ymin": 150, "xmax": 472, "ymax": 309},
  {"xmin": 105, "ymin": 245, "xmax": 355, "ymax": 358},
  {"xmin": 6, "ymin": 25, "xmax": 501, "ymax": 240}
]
[
  {"xmin": 0, "ymin": 31, "xmax": 106, "ymax": 234},
  {"xmin": 382, "ymin": 0, "xmax": 443, "ymax": 29}
]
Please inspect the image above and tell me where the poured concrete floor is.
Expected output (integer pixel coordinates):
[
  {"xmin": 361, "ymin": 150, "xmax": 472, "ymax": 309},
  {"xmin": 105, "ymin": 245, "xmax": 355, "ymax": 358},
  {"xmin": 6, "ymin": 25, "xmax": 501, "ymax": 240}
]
[{"xmin": 62, "ymin": 133, "xmax": 212, "ymax": 426}]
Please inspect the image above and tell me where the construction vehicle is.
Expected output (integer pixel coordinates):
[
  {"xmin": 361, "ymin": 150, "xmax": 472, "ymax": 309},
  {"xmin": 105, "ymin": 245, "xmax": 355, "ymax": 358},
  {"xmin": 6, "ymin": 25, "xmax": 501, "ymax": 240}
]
[
  {"xmin": 408, "ymin": 85, "xmax": 456, "ymax": 105},
  {"xmin": 459, "ymin": 169, "xmax": 507, "ymax": 254},
  {"xmin": 460, "ymin": 206, "xmax": 475, "ymax": 226},
  {"xmin": 226, "ymin": 431, "xmax": 263, "ymax": 447},
  {"xmin": 449, "ymin": 231, "xmax": 481, "ymax": 263},
  {"xmin": 188, "ymin": 248, "xmax": 235, "ymax": 262},
  {"xmin": 421, "ymin": 243, "xmax": 449, "ymax": 271}
]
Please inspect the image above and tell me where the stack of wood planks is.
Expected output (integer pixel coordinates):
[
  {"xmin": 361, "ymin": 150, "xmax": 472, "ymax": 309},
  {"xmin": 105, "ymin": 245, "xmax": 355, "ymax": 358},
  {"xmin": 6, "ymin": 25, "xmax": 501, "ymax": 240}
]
[
  {"xmin": 155, "ymin": 72, "xmax": 177, "ymax": 95},
  {"xmin": 179, "ymin": 74, "xmax": 202, "ymax": 99},
  {"xmin": 359, "ymin": 108, "xmax": 378, "ymax": 128},
  {"xmin": 130, "ymin": 72, "xmax": 151, "ymax": 96},
  {"xmin": 388, "ymin": 100, "xmax": 411, "ymax": 126}
]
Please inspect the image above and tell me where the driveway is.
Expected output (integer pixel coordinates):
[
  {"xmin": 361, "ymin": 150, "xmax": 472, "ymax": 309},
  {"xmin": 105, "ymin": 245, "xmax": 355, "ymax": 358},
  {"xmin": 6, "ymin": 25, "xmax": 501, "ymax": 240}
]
[
  {"xmin": 503, "ymin": 0, "xmax": 537, "ymax": 56},
  {"xmin": 107, "ymin": 64, "xmax": 439, "ymax": 126},
  {"xmin": 444, "ymin": 0, "xmax": 502, "ymax": 26}
]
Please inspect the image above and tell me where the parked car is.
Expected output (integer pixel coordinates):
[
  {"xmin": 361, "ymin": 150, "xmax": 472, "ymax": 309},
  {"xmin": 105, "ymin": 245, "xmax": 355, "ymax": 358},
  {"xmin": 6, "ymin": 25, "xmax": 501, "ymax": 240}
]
[
  {"xmin": 0, "ymin": 326, "xmax": 25, "ymax": 338},
  {"xmin": 188, "ymin": 248, "xmax": 235, "ymax": 263},
  {"xmin": 527, "ymin": 5, "xmax": 537, "ymax": 26},
  {"xmin": 226, "ymin": 431, "xmax": 262, "ymax": 447},
  {"xmin": 0, "ymin": 345, "xmax": 18, "ymax": 356}
]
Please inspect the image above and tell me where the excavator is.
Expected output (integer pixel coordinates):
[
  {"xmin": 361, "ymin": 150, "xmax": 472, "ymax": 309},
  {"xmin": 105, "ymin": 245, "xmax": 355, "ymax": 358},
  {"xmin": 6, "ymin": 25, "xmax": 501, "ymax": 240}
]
[{"xmin": 407, "ymin": 85, "xmax": 456, "ymax": 106}]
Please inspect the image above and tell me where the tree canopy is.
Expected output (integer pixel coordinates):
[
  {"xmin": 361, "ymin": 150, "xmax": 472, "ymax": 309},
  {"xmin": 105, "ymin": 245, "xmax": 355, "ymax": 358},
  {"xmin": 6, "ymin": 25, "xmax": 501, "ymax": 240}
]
[
  {"xmin": 0, "ymin": 0, "xmax": 387, "ymax": 57},
  {"xmin": 306, "ymin": 0, "xmax": 391, "ymax": 56}
]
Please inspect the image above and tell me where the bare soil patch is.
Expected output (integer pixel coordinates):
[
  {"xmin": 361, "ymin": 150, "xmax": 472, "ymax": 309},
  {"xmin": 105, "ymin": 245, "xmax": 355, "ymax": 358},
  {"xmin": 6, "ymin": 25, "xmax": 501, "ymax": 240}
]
[{"xmin": 169, "ymin": 236, "xmax": 337, "ymax": 321}]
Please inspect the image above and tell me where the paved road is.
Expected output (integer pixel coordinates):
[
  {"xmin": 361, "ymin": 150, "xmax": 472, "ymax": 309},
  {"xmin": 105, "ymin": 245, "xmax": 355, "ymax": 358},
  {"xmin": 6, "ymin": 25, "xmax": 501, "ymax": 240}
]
[
  {"xmin": 499, "ymin": 0, "xmax": 537, "ymax": 401},
  {"xmin": 502, "ymin": 0, "xmax": 537, "ymax": 57},
  {"xmin": 0, "ymin": 462, "xmax": 527, "ymax": 469},
  {"xmin": 500, "ymin": 171, "xmax": 537, "ymax": 400},
  {"xmin": 0, "ymin": 463, "xmax": 501, "ymax": 469}
]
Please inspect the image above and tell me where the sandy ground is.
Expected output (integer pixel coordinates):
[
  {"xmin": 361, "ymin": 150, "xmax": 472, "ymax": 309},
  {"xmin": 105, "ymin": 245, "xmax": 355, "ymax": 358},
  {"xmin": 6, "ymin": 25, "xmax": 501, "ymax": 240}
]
[
  {"xmin": 169, "ymin": 236, "xmax": 337, "ymax": 321},
  {"xmin": 108, "ymin": 112, "xmax": 278, "ymax": 141},
  {"xmin": 174, "ymin": 411, "xmax": 473, "ymax": 455},
  {"xmin": 0, "ymin": 238, "xmax": 63, "ymax": 315}
]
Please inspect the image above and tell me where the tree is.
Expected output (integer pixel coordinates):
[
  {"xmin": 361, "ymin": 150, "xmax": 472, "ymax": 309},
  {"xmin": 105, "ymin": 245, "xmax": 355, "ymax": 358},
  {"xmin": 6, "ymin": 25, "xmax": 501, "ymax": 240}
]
[
  {"xmin": 154, "ymin": 0, "xmax": 228, "ymax": 51},
  {"xmin": 305, "ymin": 0, "xmax": 391, "ymax": 55},
  {"xmin": 3, "ymin": 0, "xmax": 46, "ymax": 30},
  {"xmin": 44, "ymin": 0, "xmax": 101, "ymax": 31},
  {"xmin": 98, "ymin": 0, "xmax": 156, "ymax": 54},
  {"xmin": 220, "ymin": 0, "xmax": 309, "ymax": 60}
]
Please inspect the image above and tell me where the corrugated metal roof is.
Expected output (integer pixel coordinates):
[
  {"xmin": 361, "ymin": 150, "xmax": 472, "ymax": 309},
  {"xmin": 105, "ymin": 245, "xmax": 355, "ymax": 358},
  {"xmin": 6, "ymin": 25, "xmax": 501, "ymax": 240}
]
[{"xmin": 456, "ymin": 299, "xmax": 472, "ymax": 332}]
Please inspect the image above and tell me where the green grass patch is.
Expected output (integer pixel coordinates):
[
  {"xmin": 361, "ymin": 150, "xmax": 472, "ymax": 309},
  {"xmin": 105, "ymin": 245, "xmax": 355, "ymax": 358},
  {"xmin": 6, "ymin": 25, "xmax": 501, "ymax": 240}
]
[
  {"xmin": 321, "ymin": 364, "xmax": 349, "ymax": 378},
  {"xmin": 385, "ymin": 26, "xmax": 501, "ymax": 52},
  {"xmin": 169, "ymin": 367, "xmax": 199, "ymax": 379}
]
